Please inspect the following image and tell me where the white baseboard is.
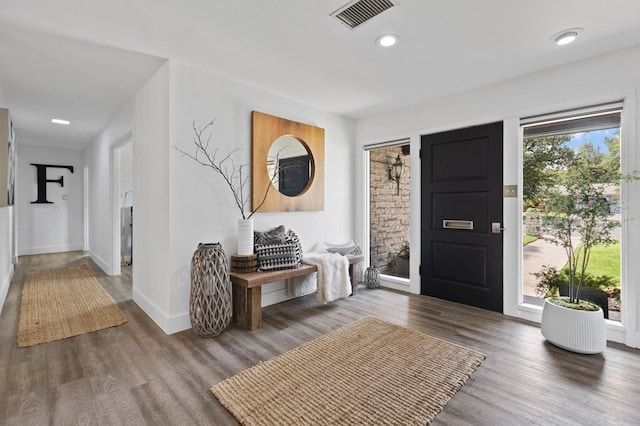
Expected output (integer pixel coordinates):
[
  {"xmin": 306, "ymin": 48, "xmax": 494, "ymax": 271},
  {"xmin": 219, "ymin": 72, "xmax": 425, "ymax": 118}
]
[
  {"xmin": 626, "ymin": 330, "xmax": 640, "ymax": 349},
  {"xmin": 138, "ymin": 283, "xmax": 297, "ymax": 334},
  {"xmin": 606, "ymin": 321, "xmax": 627, "ymax": 345},
  {"xmin": 379, "ymin": 275, "xmax": 411, "ymax": 292},
  {"xmin": 516, "ymin": 303, "xmax": 543, "ymax": 323},
  {"xmin": 88, "ymin": 250, "xmax": 111, "ymax": 276},
  {"xmin": 131, "ymin": 278, "xmax": 353, "ymax": 336},
  {"xmin": 262, "ymin": 286, "xmax": 297, "ymax": 307},
  {"xmin": 132, "ymin": 288, "xmax": 191, "ymax": 335},
  {"xmin": 19, "ymin": 244, "xmax": 84, "ymax": 256},
  {"xmin": 130, "ymin": 281, "xmax": 299, "ymax": 335},
  {"xmin": 260, "ymin": 280, "xmax": 299, "ymax": 307},
  {"xmin": 0, "ymin": 264, "xmax": 14, "ymax": 317}
]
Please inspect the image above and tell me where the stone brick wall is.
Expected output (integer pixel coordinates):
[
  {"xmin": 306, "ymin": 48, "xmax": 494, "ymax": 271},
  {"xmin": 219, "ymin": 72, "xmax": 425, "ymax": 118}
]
[{"xmin": 370, "ymin": 146, "xmax": 410, "ymax": 274}]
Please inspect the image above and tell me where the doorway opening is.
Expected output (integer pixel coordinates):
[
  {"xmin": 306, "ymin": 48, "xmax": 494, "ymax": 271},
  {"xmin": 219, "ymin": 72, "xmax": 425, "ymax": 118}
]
[
  {"xmin": 521, "ymin": 105, "xmax": 623, "ymax": 322},
  {"xmin": 367, "ymin": 142, "xmax": 410, "ymax": 280},
  {"xmin": 111, "ymin": 133, "xmax": 133, "ymax": 276},
  {"xmin": 119, "ymin": 142, "xmax": 133, "ymax": 267}
]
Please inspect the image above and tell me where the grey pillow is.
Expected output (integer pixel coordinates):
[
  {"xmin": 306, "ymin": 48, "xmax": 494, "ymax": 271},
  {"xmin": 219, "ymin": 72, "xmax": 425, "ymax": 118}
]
[{"xmin": 254, "ymin": 225, "xmax": 286, "ymax": 247}]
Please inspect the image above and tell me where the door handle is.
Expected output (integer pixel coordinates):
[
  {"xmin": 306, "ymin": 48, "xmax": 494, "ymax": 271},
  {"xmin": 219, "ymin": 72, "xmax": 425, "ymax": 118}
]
[{"xmin": 492, "ymin": 222, "xmax": 505, "ymax": 234}]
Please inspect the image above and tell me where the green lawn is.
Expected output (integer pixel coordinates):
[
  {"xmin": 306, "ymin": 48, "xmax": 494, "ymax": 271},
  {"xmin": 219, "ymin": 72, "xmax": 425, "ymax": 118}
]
[
  {"xmin": 523, "ymin": 235, "xmax": 538, "ymax": 246},
  {"xmin": 566, "ymin": 242, "xmax": 621, "ymax": 286}
]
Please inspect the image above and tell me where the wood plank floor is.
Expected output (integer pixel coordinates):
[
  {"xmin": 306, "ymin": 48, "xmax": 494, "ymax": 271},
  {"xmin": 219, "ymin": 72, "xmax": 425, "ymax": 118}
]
[{"xmin": 1, "ymin": 252, "xmax": 640, "ymax": 425}]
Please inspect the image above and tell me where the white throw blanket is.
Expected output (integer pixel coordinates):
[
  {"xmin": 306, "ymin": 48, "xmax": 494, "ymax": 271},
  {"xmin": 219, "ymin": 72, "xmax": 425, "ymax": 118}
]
[{"xmin": 287, "ymin": 252, "xmax": 351, "ymax": 303}]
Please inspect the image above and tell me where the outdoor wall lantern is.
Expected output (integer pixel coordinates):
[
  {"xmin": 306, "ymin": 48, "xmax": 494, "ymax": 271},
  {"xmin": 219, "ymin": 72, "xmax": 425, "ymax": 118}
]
[{"xmin": 388, "ymin": 154, "xmax": 404, "ymax": 195}]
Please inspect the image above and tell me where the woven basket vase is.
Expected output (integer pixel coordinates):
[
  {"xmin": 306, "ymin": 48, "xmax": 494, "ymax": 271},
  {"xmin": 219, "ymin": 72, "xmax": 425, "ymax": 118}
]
[
  {"xmin": 365, "ymin": 266, "xmax": 381, "ymax": 289},
  {"xmin": 190, "ymin": 243, "xmax": 232, "ymax": 337}
]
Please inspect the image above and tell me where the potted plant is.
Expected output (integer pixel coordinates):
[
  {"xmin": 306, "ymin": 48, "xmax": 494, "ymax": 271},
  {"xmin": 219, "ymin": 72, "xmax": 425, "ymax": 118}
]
[
  {"xmin": 538, "ymin": 155, "xmax": 638, "ymax": 354},
  {"xmin": 534, "ymin": 265, "xmax": 611, "ymax": 319},
  {"xmin": 391, "ymin": 241, "xmax": 410, "ymax": 278}
]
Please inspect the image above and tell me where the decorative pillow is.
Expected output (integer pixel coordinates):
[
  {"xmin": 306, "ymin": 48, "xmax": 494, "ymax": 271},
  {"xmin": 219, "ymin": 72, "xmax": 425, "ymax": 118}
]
[
  {"xmin": 285, "ymin": 229, "xmax": 303, "ymax": 264},
  {"xmin": 348, "ymin": 244, "xmax": 364, "ymax": 284},
  {"xmin": 254, "ymin": 225, "xmax": 286, "ymax": 247},
  {"xmin": 255, "ymin": 242, "xmax": 300, "ymax": 271}
]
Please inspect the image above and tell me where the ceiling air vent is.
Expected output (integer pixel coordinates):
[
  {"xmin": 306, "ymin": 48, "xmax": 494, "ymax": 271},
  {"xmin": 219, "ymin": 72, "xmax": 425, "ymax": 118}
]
[{"xmin": 331, "ymin": 0, "xmax": 396, "ymax": 30}]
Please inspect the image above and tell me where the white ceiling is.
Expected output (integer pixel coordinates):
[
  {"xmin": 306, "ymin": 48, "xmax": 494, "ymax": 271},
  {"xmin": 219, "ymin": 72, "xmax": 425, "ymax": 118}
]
[{"xmin": 1, "ymin": 0, "xmax": 640, "ymax": 150}]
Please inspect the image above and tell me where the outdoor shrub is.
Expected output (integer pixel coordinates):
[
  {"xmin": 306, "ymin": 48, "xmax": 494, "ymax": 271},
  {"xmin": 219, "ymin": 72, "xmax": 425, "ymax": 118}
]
[{"xmin": 534, "ymin": 264, "xmax": 614, "ymax": 298}]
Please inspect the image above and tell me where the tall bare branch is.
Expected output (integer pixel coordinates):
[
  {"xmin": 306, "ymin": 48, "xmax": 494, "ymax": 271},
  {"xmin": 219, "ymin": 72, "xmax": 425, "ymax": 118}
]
[{"xmin": 175, "ymin": 118, "xmax": 276, "ymax": 219}]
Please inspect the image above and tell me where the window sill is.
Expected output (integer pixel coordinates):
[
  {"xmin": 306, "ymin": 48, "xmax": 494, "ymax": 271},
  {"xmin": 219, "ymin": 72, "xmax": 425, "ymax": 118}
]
[{"xmin": 379, "ymin": 273, "xmax": 410, "ymax": 292}]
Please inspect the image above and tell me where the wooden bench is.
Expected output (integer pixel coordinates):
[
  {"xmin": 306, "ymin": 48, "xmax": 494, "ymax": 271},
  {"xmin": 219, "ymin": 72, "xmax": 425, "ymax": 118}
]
[{"xmin": 230, "ymin": 254, "xmax": 363, "ymax": 330}]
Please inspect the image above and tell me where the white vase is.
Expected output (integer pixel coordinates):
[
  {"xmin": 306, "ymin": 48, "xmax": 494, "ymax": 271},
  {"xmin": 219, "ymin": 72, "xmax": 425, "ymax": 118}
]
[
  {"xmin": 237, "ymin": 218, "xmax": 254, "ymax": 255},
  {"xmin": 541, "ymin": 298, "xmax": 606, "ymax": 354}
]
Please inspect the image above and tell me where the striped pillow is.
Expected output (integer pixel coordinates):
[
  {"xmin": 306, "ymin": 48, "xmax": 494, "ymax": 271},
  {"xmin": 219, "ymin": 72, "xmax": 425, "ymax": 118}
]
[
  {"xmin": 285, "ymin": 229, "xmax": 303, "ymax": 264},
  {"xmin": 255, "ymin": 242, "xmax": 300, "ymax": 271}
]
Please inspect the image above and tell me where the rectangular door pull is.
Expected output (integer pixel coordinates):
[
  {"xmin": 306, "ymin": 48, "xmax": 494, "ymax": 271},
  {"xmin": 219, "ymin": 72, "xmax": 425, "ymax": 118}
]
[{"xmin": 443, "ymin": 220, "xmax": 474, "ymax": 230}]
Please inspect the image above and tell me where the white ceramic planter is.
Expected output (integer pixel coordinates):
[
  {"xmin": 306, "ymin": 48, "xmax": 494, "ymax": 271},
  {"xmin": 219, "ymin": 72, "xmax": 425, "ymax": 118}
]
[
  {"xmin": 237, "ymin": 218, "xmax": 254, "ymax": 255},
  {"xmin": 541, "ymin": 298, "xmax": 606, "ymax": 354}
]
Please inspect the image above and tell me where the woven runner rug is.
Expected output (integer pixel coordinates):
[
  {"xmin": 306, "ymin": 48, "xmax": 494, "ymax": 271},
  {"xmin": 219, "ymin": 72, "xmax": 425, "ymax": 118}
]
[
  {"xmin": 17, "ymin": 265, "xmax": 127, "ymax": 348},
  {"xmin": 211, "ymin": 316, "xmax": 485, "ymax": 425}
]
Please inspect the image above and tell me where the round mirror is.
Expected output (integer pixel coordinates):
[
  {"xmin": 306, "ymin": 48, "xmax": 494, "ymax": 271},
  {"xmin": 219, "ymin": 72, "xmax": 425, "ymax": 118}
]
[{"xmin": 267, "ymin": 135, "xmax": 312, "ymax": 197}]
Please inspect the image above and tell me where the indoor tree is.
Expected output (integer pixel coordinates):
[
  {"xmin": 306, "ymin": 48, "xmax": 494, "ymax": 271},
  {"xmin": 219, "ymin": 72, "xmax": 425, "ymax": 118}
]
[
  {"xmin": 523, "ymin": 134, "xmax": 573, "ymax": 208},
  {"xmin": 175, "ymin": 118, "xmax": 277, "ymax": 219},
  {"xmin": 541, "ymin": 153, "xmax": 637, "ymax": 308}
]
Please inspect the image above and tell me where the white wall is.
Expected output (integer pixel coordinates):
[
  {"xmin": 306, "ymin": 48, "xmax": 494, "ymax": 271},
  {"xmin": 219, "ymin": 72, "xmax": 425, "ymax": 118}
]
[
  {"xmin": 85, "ymin": 100, "xmax": 134, "ymax": 274},
  {"xmin": 131, "ymin": 62, "xmax": 172, "ymax": 330},
  {"xmin": 120, "ymin": 142, "xmax": 133, "ymax": 207},
  {"xmin": 355, "ymin": 44, "xmax": 640, "ymax": 348},
  {"xmin": 0, "ymin": 83, "xmax": 12, "ymax": 314},
  {"xmin": 16, "ymin": 145, "xmax": 83, "ymax": 255},
  {"xmin": 0, "ymin": 80, "xmax": 6, "ymax": 106},
  {"xmin": 0, "ymin": 207, "xmax": 11, "ymax": 315},
  {"xmin": 130, "ymin": 60, "xmax": 356, "ymax": 334}
]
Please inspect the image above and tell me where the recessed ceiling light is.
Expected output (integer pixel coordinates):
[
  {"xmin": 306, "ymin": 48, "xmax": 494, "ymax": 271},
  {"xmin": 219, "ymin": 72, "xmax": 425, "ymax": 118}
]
[
  {"xmin": 51, "ymin": 118, "xmax": 70, "ymax": 125},
  {"xmin": 376, "ymin": 34, "xmax": 399, "ymax": 48},
  {"xmin": 551, "ymin": 28, "xmax": 583, "ymax": 46}
]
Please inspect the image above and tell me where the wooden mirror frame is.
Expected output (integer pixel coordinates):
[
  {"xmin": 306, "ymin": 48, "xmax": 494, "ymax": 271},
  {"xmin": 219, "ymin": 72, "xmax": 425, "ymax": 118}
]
[{"xmin": 251, "ymin": 111, "xmax": 324, "ymax": 212}]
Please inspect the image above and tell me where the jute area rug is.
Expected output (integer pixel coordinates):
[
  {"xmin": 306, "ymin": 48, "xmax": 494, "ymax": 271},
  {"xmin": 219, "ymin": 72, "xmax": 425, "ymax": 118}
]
[
  {"xmin": 17, "ymin": 264, "xmax": 127, "ymax": 348},
  {"xmin": 211, "ymin": 316, "xmax": 485, "ymax": 425}
]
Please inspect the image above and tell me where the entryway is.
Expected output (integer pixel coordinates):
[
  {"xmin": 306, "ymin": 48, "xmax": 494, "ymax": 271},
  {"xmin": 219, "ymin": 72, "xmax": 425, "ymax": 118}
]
[{"xmin": 420, "ymin": 122, "xmax": 504, "ymax": 312}]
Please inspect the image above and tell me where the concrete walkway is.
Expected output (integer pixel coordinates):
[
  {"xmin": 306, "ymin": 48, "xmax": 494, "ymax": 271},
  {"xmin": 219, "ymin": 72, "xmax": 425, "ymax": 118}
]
[
  {"xmin": 522, "ymin": 235, "xmax": 578, "ymax": 298},
  {"xmin": 524, "ymin": 214, "xmax": 620, "ymax": 298}
]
